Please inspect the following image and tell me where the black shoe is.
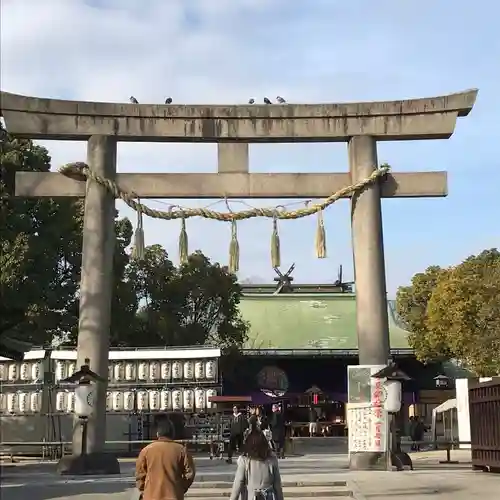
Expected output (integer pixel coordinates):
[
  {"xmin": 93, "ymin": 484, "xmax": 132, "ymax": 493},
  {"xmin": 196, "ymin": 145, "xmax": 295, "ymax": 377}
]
[{"xmin": 226, "ymin": 458, "xmax": 233, "ymax": 464}]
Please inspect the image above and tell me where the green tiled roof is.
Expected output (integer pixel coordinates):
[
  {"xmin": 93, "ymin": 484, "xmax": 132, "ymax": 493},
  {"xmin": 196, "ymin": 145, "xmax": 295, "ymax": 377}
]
[{"xmin": 239, "ymin": 294, "xmax": 410, "ymax": 350}]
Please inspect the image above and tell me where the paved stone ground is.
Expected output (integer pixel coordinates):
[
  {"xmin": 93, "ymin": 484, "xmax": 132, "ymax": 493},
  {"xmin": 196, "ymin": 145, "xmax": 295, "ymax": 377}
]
[{"xmin": 1, "ymin": 450, "xmax": 498, "ymax": 500}]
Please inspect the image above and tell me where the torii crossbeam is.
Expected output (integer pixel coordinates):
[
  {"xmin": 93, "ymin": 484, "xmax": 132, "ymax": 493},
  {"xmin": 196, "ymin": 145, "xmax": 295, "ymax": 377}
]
[{"xmin": 0, "ymin": 88, "xmax": 478, "ymax": 474}]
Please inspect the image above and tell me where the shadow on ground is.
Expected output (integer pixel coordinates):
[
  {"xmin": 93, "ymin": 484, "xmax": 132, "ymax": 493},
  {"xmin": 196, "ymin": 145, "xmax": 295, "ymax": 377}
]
[
  {"xmin": 365, "ymin": 485, "xmax": 463, "ymax": 497},
  {"xmin": 1, "ymin": 481, "xmax": 134, "ymax": 500}
]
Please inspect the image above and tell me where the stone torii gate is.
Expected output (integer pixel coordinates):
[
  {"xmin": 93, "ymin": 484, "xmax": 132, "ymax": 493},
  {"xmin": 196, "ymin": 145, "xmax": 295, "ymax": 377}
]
[{"xmin": 0, "ymin": 89, "xmax": 477, "ymax": 472}]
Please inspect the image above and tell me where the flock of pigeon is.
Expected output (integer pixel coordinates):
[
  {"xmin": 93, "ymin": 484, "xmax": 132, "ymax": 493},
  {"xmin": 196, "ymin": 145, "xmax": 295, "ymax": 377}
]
[{"xmin": 128, "ymin": 96, "xmax": 287, "ymax": 105}]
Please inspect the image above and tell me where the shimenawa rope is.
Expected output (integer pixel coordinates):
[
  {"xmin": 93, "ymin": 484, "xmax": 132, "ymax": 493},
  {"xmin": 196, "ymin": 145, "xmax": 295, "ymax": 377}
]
[{"xmin": 58, "ymin": 162, "xmax": 390, "ymax": 269}]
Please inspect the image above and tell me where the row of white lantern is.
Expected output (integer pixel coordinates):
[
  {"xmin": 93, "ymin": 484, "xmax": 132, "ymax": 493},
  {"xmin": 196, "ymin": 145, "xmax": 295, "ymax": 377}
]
[
  {"xmin": 0, "ymin": 362, "xmax": 43, "ymax": 383},
  {"xmin": 1, "ymin": 359, "xmax": 219, "ymax": 383},
  {"xmin": 53, "ymin": 388, "xmax": 218, "ymax": 413},
  {"xmin": 108, "ymin": 360, "xmax": 217, "ymax": 382},
  {"xmin": 0, "ymin": 392, "xmax": 42, "ymax": 413},
  {"xmin": 0, "ymin": 388, "xmax": 219, "ymax": 414},
  {"xmin": 53, "ymin": 359, "xmax": 217, "ymax": 382}
]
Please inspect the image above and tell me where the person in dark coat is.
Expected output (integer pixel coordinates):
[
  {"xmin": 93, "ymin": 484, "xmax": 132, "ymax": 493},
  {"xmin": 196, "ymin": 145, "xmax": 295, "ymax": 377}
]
[
  {"xmin": 248, "ymin": 406, "xmax": 259, "ymax": 429},
  {"xmin": 270, "ymin": 404, "xmax": 285, "ymax": 458},
  {"xmin": 227, "ymin": 405, "xmax": 248, "ymax": 464},
  {"xmin": 257, "ymin": 406, "xmax": 269, "ymax": 430},
  {"xmin": 414, "ymin": 417, "xmax": 426, "ymax": 451}
]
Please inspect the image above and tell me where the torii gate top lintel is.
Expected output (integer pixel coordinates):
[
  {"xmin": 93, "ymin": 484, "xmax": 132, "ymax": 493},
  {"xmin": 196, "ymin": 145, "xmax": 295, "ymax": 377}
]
[{"xmin": 0, "ymin": 89, "xmax": 478, "ymax": 142}]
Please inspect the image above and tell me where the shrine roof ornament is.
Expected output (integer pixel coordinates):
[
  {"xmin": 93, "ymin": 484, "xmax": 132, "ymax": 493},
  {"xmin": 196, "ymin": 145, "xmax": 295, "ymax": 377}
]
[{"xmin": 0, "ymin": 89, "xmax": 478, "ymax": 141}]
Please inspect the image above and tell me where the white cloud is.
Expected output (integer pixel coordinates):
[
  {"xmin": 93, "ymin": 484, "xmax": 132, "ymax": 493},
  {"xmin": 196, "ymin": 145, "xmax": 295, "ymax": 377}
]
[{"xmin": 1, "ymin": 0, "xmax": 498, "ymax": 294}]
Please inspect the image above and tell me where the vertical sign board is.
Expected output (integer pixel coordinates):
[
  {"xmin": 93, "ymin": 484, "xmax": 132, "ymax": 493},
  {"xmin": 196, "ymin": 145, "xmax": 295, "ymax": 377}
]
[
  {"xmin": 455, "ymin": 378, "xmax": 471, "ymax": 450},
  {"xmin": 347, "ymin": 365, "xmax": 388, "ymax": 454}
]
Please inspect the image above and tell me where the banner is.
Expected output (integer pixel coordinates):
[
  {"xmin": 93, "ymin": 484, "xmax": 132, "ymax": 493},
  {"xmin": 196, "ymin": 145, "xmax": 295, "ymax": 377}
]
[{"xmin": 347, "ymin": 365, "xmax": 388, "ymax": 453}]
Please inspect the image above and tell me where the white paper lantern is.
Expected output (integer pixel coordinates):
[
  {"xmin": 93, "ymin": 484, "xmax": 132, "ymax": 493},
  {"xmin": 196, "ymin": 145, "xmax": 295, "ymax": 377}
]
[
  {"xmin": 183, "ymin": 361, "xmax": 194, "ymax": 380},
  {"xmin": 149, "ymin": 362, "xmax": 160, "ymax": 381},
  {"xmin": 20, "ymin": 363, "xmax": 31, "ymax": 381},
  {"xmin": 183, "ymin": 389, "xmax": 194, "ymax": 411},
  {"xmin": 0, "ymin": 363, "xmax": 7, "ymax": 381},
  {"xmin": 30, "ymin": 392, "xmax": 42, "ymax": 412},
  {"xmin": 194, "ymin": 361, "xmax": 205, "ymax": 380},
  {"xmin": 149, "ymin": 390, "xmax": 160, "ymax": 411},
  {"xmin": 108, "ymin": 365, "xmax": 113, "ymax": 381},
  {"xmin": 172, "ymin": 361, "xmax": 182, "ymax": 380},
  {"xmin": 123, "ymin": 391, "xmax": 135, "ymax": 412},
  {"xmin": 137, "ymin": 390, "xmax": 149, "ymax": 411},
  {"xmin": 113, "ymin": 362, "xmax": 124, "ymax": 382},
  {"xmin": 56, "ymin": 392, "xmax": 67, "ymax": 412},
  {"xmin": 138, "ymin": 362, "xmax": 149, "ymax": 381},
  {"xmin": 7, "ymin": 393, "xmax": 18, "ymax": 413},
  {"xmin": 206, "ymin": 389, "xmax": 217, "ymax": 409},
  {"xmin": 125, "ymin": 362, "xmax": 136, "ymax": 381},
  {"xmin": 160, "ymin": 390, "xmax": 172, "ymax": 411},
  {"xmin": 112, "ymin": 391, "xmax": 123, "ymax": 412},
  {"xmin": 67, "ymin": 362, "xmax": 76, "ymax": 378},
  {"xmin": 31, "ymin": 362, "xmax": 42, "ymax": 382},
  {"xmin": 18, "ymin": 392, "xmax": 29, "ymax": 413},
  {"xmin": 67, "ymin": 391, "xmax": 76, "ymax": 413},
  {"xmin": 0, "ymin": 393, "xmax": 7, "ymax": 412},
  {"xmin": 55, "ymin": 361, "xmax": 66, "ymax": 382},
  {"xmin": 172, "ymin": 390, "xmax": 182, "ymax": 410},
  {"xmin": 8, "ymin": 363, "xmax": 18, "ymax": 382},
  {"xmin": 195, "ymin": 388, "xmax": 206, "ymax": 410},
  {"xmin": 160, "ymin": 362, "xmax": 171, "ymax": 381},
  {"xmin": 102, "ymin": 391, "xmax": 111, "ymax": 411},
  {"xmin": 205, "ymin": 360, "xmax": 216, "ymax": 380},
  {"xmin": 384, "ymin": 380, "xmax": 402, "ymax": 413},
  {"xmin": 75, "ymin": 385, "xmax": 93, "ymax": 416}
]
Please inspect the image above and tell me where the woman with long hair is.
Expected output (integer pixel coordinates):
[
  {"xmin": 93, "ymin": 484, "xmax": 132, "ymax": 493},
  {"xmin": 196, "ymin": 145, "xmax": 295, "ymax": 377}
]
[{"xmin": 229, "ymin": 424, "xmax": 284, "ymax": 500}]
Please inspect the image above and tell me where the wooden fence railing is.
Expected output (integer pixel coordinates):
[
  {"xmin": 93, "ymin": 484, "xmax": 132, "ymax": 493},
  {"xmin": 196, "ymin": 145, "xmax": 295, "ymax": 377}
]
[{"xmin": 469, "ymin": 377, "xmax": 500, "ymax": 471}]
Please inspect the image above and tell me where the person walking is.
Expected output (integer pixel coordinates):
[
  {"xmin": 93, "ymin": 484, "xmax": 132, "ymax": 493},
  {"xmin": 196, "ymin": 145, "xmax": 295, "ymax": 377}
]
[
  {"xmin": 414, "ymin": 417, "xmax": 426, "ymax": 451},
  {"xmin": 258, "ymin": 407, "xmax": 272, "ymax": 446},
  {"xmin": 248, "ymin": 406, "xmax": 259, "ymax": 429},
  {"xmin": 227, "ymin": 405, "xmax": 248, "ymax": 464},
  {"xmin": 229, "ymin": 424, "xmax": 284, "ymax": 500},
  {"xmin": 135, "ymin": 415, "xmax": 196, "ymax": 500},
  {"xmin": 409, "ymin": 416, "xmax": 417, "ymax": 451},
  {"xmin": 270, "ymin": 404, "xmax": 285, "ymax": 459},
  {"xmin": 308, "ymin": 406, "xmax": 318, "ymax": 437}
]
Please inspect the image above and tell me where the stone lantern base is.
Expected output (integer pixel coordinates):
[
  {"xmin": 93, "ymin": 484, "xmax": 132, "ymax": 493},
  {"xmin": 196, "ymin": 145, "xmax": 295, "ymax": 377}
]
[{"xmin": 57, "ymin": 452, "xmax": 121, "ymax": 475}]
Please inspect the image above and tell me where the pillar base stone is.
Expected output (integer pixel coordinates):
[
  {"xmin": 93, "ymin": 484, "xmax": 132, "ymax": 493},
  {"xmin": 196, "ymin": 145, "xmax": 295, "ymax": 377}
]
[
  {"xmin": 57, "ymin": 453, "xmax": 121, "ymax": 475},
  {"xmin": 349, "ymin": 451, "xmax": 388, "ymax": 470}
]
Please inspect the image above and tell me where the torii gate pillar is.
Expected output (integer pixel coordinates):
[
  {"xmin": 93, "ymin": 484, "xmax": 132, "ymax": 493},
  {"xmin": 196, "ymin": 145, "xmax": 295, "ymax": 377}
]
[
  {"xmin": 0, "ymin": 88, "xmax": 477, "ymax": 473},
  {"xmin": 349, "ymin": 135, "xmax": 390, "ymax": 366}
]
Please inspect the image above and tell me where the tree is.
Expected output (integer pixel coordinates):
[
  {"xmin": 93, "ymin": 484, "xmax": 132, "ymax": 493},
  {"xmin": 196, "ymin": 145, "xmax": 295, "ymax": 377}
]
[
  {"xmin": 0, "ymin": 128, "xmax": 83, "ymax": 345},
  {"xmin": 396, "ymin": 249, "xmax": 500, "ymax": 375},
  {"xmin": 425, "ymin": 249, "xmax": 500, "ymax": 376},
  {"xmin": 122, "ymin": 247, "xmax": 249, "ymax": 350},
  {"xmin": 0, "ymin": 126, "xmax": 137, "ymax": 347},
  {"xmin": 396, "ymin": 266, "xmax": 451, "ymax": 362}
]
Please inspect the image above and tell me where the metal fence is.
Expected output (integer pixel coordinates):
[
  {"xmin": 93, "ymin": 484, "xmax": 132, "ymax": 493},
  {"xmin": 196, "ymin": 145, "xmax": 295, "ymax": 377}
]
[{"xmin": 469, "ymin": 378, "xmax": 500, "ymax": 471}]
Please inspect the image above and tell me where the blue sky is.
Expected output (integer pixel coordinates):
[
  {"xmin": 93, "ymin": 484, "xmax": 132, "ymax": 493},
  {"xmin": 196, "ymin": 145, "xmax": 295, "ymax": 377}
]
[{"xmin": 1, "ymin": 0, "xmax": 498, "ymax": 295}]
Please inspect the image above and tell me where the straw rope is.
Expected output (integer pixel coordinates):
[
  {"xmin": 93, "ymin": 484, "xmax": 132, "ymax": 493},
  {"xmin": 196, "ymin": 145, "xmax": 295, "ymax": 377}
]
[
  {"xmin": 59, "ymin": 161, "xmax": 390, "ymax": 265},
  {"xmin": 59, "ymin": 162, "xmax": 390, "ymax": 222}
]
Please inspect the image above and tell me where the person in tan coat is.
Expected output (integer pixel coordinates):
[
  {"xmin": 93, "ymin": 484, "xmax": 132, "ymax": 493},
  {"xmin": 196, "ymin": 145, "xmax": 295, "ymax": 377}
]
[{"xmin": 135, "ymin": 415, "xmax": 196, "ymax": 500}]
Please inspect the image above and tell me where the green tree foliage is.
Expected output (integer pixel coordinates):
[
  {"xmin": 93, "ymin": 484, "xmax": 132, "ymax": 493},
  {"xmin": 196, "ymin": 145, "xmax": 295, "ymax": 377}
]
[
  {"xmin": 396, "ymin": 266, "xmax": 451, "ymax": 362},
  {"xmin": 123, "ymin": 246, "xmax": 248, "ymax": 350},
  {"xmin": 396, "ymin": 249, "xmax": 500, "ymax": 376},
  {"xmin": 1, "ymin": 126, "xmax": 247, "ymax": 354},
  {"xmin": 0, "ymin": 127, "xmax": 136, "ymax": 347},
  {"xmin": 0, "ymin": 129, "xmax": 83, "ymax": 344}
]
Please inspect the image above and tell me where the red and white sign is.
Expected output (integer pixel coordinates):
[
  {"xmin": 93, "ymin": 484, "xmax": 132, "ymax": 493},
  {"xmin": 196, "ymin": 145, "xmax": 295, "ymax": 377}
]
[{"xmin": 347, "ymin": 365, "xmax": 388, "ymax": 453}]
